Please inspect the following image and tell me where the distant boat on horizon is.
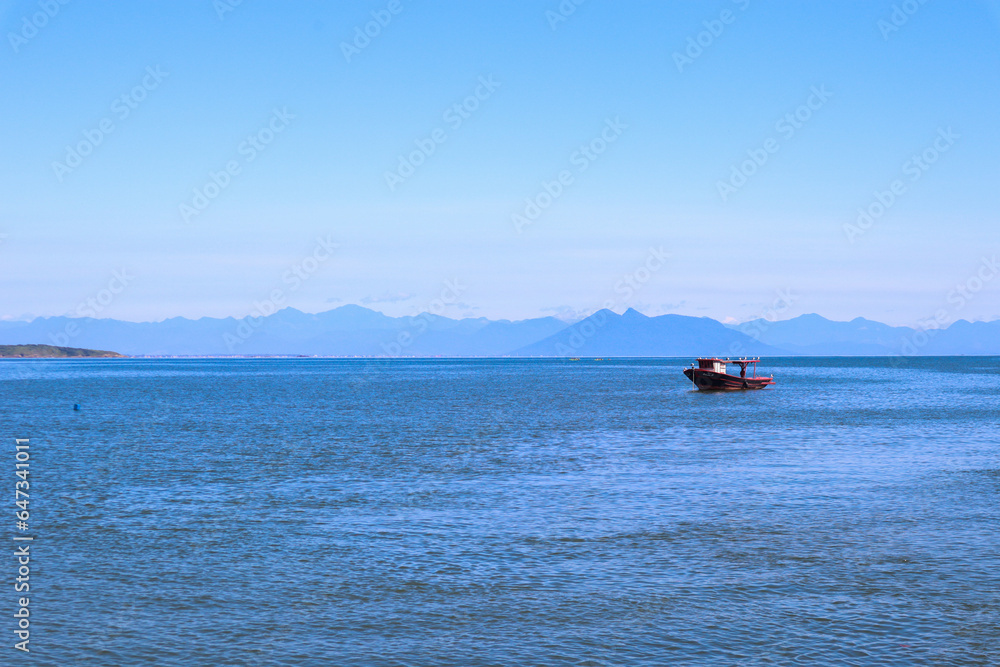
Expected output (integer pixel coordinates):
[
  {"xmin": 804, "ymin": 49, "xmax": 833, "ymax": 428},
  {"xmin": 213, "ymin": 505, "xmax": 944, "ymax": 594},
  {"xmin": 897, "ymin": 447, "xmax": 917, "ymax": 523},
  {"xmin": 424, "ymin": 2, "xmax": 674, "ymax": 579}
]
[{"xmin": 683, "ymin": 357, "xmax": 775, "ymax": 391}]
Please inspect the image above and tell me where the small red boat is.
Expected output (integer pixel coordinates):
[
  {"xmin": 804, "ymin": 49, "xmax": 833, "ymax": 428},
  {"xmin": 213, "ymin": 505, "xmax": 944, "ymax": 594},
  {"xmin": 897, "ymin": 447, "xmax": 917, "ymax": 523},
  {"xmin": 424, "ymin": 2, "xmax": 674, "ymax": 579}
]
[{"xmin": 683, "ymin": 357, "xmax": 775, "ymax": 391}]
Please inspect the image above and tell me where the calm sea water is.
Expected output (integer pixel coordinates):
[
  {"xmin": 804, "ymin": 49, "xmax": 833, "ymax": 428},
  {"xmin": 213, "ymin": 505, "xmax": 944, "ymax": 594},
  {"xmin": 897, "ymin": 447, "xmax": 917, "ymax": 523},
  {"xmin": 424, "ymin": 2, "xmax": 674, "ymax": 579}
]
[{"xmin": 3, "ymin": 357, "xmax": 999, "ymax": 666}]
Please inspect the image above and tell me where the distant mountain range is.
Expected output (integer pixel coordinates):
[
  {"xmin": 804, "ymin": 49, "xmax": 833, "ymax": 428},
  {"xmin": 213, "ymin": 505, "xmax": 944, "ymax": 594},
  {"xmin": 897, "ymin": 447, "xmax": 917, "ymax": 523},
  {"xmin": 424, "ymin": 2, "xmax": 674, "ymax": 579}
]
[
  {"xmin": 727, "ymin": 313, "xmax": 1000, "ymax": 356},
  {"xmin": 0, "ymin": 305, "xmax": 997, "ymax": 357}
]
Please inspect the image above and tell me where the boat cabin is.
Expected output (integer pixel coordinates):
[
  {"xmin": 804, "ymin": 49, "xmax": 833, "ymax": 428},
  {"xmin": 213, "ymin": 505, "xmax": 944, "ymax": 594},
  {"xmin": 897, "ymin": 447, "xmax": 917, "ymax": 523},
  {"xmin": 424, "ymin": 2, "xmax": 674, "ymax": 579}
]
[
  {"xmin": 697, "ymin": 358, "xmax": 728, "ymax": 374},
  {"xmin": 695, "ymin": 357, "xmax": 764, "ymax": 379}
]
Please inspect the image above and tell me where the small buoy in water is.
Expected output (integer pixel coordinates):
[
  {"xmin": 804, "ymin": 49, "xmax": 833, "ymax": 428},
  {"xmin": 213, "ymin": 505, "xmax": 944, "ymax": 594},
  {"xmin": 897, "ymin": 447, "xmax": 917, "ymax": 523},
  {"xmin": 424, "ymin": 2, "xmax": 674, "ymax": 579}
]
[{"xmin": 73, "ymin": 404, "xmax": 81, "ymax": 411}]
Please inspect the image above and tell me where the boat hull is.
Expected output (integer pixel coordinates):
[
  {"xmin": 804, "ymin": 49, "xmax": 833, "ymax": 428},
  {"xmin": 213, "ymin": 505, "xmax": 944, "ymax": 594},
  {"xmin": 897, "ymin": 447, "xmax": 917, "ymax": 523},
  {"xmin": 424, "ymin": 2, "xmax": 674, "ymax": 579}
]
[{"xmin": 683, "ymin": 368, "xmax": 774, "ymax": 391}]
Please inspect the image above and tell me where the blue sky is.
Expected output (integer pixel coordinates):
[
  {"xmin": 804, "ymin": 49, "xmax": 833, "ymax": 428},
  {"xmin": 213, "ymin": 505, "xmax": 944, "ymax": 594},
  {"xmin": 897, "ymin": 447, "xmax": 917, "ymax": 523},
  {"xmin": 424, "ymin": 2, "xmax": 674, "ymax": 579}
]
[{"xmin": 2, "ymin": 0, "xmax": 999, "ymax": 325}]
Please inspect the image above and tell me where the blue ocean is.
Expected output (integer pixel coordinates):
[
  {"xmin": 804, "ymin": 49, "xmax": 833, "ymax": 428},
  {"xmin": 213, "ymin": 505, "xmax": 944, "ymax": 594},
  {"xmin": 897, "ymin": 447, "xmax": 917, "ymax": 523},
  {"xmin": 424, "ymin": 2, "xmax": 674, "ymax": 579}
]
[{"xmin": 5, "ymin": 357, "xmax": 999, "ymax": 665}]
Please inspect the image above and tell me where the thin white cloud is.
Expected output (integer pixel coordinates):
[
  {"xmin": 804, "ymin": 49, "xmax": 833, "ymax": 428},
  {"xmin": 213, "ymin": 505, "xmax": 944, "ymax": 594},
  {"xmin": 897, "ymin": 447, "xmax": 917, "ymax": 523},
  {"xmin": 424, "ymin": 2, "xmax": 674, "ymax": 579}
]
[{"xmin": 360, "ymin": 292, "xmax": 414, "ymax": 305}]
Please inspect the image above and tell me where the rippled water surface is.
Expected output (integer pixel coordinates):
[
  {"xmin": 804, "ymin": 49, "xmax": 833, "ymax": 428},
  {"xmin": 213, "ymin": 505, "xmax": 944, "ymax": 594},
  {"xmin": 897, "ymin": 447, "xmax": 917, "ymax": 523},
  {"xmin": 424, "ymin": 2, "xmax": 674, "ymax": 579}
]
[{"xmin": 4, "ymin": 357, "xmax": 1000, "ymax": 665}]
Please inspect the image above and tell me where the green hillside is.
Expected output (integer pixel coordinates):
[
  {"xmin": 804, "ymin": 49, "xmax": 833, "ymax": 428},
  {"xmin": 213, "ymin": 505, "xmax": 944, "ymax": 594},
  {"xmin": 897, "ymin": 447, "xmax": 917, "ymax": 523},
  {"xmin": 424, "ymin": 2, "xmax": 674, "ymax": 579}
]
[{"xmin": 0, "ymin": 344, "xmax": 124, "ymax": 358}]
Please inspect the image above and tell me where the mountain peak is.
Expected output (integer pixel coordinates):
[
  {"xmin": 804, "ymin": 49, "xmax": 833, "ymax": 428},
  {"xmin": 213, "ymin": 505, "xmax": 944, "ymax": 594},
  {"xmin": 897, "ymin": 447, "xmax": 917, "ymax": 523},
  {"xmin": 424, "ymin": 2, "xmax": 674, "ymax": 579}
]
[{"xmin": 584, "ymin": 308, "xmax": 618, "ymax": 320}]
